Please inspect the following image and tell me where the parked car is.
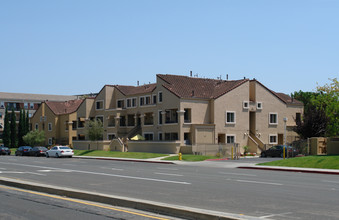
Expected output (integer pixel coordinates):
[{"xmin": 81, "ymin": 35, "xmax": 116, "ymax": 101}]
[
  {"xmin": 30, "ymin": 146, "xmax": 48, "ymax": 157},
  {"xmin": 0, "ymin": 146, "xmax": 11, "ymax": 155},
  {"xmin": 15, "ymin": 146, "xmax": 33, "ymax": 156},
  {"xmin": 46, "ymin": 146, "xmax": 74, "ymax": 158},
  {"xmin": 261, "ymin": 145, "xmax": 298, "ymax": 158}
]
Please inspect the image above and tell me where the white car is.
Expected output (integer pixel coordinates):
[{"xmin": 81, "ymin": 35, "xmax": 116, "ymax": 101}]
[{"xmin": 46, "ymin": 146, "xmax": 74, "ymax": 158}]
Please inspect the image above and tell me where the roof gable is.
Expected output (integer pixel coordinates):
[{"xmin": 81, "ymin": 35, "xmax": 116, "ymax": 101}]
[
  {"xmin": 114, "ymin": 84, "xmax": 156, "ymax": 96},
  {"xmin": 157, "ymin": 74, "xmax": 248, "ymax": 99},
  {"xmin": 45, "ymin": 99, "xmax": 84, "ymax": 115}
]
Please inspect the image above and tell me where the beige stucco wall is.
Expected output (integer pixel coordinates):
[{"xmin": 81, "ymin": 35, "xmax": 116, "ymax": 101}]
[{"xmin": 128, "ymin": 141, "xmax": 180, "ymax": 153}]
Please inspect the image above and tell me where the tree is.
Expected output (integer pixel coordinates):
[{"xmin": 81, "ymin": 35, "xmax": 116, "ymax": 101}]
[
  {"xmin": 23, "ymin": 130, "xmax": 45, "ymax": 146},
  {"xmin": 18, "ymin": 109, "xmax": 24, "ymax": 146},
  {"xmin": 10, "ymin": 109, "xmax": 17, "ymax": 148},
  {"xmin": 3, "ymin": 108, "xmax": 10, "ymax": 147},
  {"xmin": 86, "ymin": 119, "xmax": 104, "ymax": 150}
]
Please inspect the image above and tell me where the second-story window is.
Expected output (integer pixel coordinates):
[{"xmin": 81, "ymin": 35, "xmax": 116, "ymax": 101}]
[
  {"xmin": 140, "ymin": 97, "xmax": 145, "ymax": 106},
  {"xmin": 269, "ymin": 113, "xmax": 278, "ymax": 125},
  {"xmin": 24, "ymin": 103, "xmax": 28, "ymax": 109},
  {"xmin": 48, "ymin": 123, "xmax": 52, "ymax": 131},
  {"xmin": 158, "ymin": 92, "xmax": 163, "ymax": 103},
  {"xmin": 96, "ymin": 101, "xmax": 103, "ymax": 110},
  {"xmin": 226, "ymin": 111, "xmax": 236, "ymax": 124},
  {"xmin": 117, "ymin": 100, "xmax": 124, "ymax": 108}
]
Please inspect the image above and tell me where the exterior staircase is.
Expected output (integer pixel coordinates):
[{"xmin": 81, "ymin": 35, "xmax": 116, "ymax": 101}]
[
  {"xmin": 249, "ymin": 132, "xmax": 265, "ymax": 152},
  {"xmin": 125, "ymin": 125, "xmax": 142, "ymax": 139}
]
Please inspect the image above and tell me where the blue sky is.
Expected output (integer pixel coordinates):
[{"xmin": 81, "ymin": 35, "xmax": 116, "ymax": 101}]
[{"xmin": 1, "ymin": 0, "xmax": 338, "ymax": 96}]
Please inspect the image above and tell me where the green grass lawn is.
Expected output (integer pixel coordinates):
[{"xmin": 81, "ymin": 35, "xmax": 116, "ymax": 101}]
[
  {"xmin": 258, "ymin": 155, "xmax": 339, "ymax": 169},
  {"xmin": 73, "ymin": 150, "xmax": 168, "ymax": 159},
  {"xmin": 162, "ymin": 154, "xmax": 221, "ymax": 162}
]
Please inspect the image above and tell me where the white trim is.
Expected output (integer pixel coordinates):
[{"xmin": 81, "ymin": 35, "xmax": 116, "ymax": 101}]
[
  {"xmin": 269, "ymin": 134, "xmax": 278, "ymax": 144},
  {"xmin": 243, "ymin": 101, "xmax": 249, "ymax": 109},
  {"xmin": 226, "ymin": 111, "xmax": 236, "ymax": 124},
  {"xmin": 269, "ymin": 112, "xmax": 278, "ymax": 125},
  {"xmin": 48, "ymin": 123, "xmax": 52, "ymax": 131},
  {"xmin": 226, "ymin": 134, "xmax": 236, "ymax": 143},
  {"xmin": 95, "ymin": 100, "xmax": 104, "ymax": 110},
  {"xmin": 257, "ymin": 102, "xmax": 263, "ymax": 110}
]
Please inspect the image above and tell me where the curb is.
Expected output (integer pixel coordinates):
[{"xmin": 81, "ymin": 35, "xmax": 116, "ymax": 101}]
[
  {"xmin": 238, "ymin": 166, "xmax": 339, "ymax": 175},
  {"xmin": 0, "ymin": 177, "xmax": 252, "ymax": 220},
  {"xmin": 73, "ymin": 156, "xmax": 175, "ymax": 165}
]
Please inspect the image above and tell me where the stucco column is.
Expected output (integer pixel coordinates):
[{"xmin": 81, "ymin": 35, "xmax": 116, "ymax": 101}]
[
  {"xmin": 161, "ymin": 111, "xmax": 166, "ymax": 125},
  {"xmin": 177, "ymin": 110, "xmax": 185, "ymax": 145},
  {"xmin": 134, "ymin": 114, "xmax": 138, "ymax": 126},
  {"xmin": 68, "ymin": 121, "xmax": 73, "ymax": 146},
  {"xmin": 140, "ymin": 114, "xmax": 145, "ymax": 127},
  {"xmin": 115, "ymin": 116, "xmax": 120, "ymax": 128}
]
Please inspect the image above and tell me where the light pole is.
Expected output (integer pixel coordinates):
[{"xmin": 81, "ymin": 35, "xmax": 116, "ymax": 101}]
[{"xmin": 283, "ymin": 117, "xmax": 288, "ymax": 159}]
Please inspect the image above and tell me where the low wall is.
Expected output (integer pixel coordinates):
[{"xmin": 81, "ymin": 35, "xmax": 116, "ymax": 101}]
[
  {"xmin": 127, "ymin": 141, "xmax": 180, "ymax": 154},
  {"xmin": 73, "ymin": 140, "xmax": 111, "ymax": 151},
  {"xmin": 327, "ymin": 137, "xmax": 339, "ymax": 155}
]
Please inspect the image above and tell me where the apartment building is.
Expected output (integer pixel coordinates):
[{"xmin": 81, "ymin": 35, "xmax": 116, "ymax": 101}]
[
  {"xmin": 31, "ymin": 74, "xmax": 303, "ymax": 153},
  {"xmin": 0, "ymin": 92, "xmax": 77, "ymax": 138}
]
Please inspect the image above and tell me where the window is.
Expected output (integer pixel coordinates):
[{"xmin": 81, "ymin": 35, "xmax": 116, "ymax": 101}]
[
  {"xmin": 296, "ymin": 113, "xmax": 301, "ymax": 124},
  {"xmin": 117, "ymin": 99, "xmax": 124, "ymax": 108},
  {"xmin": 257, "ymin": 102, "xmax": 262, "ymax": 110},
  {"xmin": 243, "ymin": 101, "xmax": 249, "ymax": 109},
  {"xmin": 48, "ymin": 123, "xmax": 52, "ymax": 131},
  {"xmin": 153, "ymin": 95, "xmax": 157, "ymax": 104},
  {"xmin": 107, "ymin": 134, "xmax": 116, "ymax": 140},
  {"xmin": 145, "ymin": 96, "xmax": 151, "ymax": 105},
  {"xmin": 184, "ymin": 108, "xmax": 191, "ymax": 123},
  {"xmin": 108, "ymin": 116, "xmax": 115, "ymax": 127},
  {"xmin": 35, "ymin": 123, "xmax": 39, "ymax": 130},
  {"xmin": 269, "ymin": 134, "xmax": 277, "ymax": 144},
  {"xmin": 96, "ymin": 116, "xmax": 104, "ymax": 125},
  {"xmin": 96, "ymin": 101, "xmax": 103, "ymax": 110},
  {"xmin": 158, "ymin": 132, "xmax": 163, "ymax": 141},
  {"xmin": 144, "ymin": 133, "xmax": 154, "ymax": 141},
  {"xmin": 226, "ymin": 111, "xmax": 236, "ymax": 124},
  {"xmin": 132, "ymin": 98, "xmax": 137, "ymax": 107},
  {"xmin": 269, "ymin": 113, "xmax": 278, "ymax": 125},
  {"xmin": 0, "ymin": 102, "xmax": 4, "ymax": 108},
  {"xmin": 144, "ymin": 113, "xmax": 154, "ymax": 125},
  {"xmin": 158, "ymin": 111, "xmax": 163, "ymax": 125},
  {"xmin": 24, "ymin": 103, "xmax": 28, "ymax": 109},
  {"xmin": 139, "ymin": 97, "xmax": 145, "ymax": 106},
  {"xmin": 226, "ymin": 135, "xmax": 235, "ymax": 143},
  {"xmin": 30, "ymin": 103, "xmax": 34, "ymax": 109},
  {"xmin": 165, "ymin": 109, "xmax": 178, "ymax": 123},
  {"xmin": 72, "ymin": 121, "xmax": 77, "ymax": 130},
  {"xmin": 165, "ymin": 132, "xmax": 178, "ymax": 141},
  {"xmin": 158, "ymin": 92, "xmax": 163, "ymax": 103},
  {"xmin": 127, "ymin": 99, "xmax": 132, "ymax": 108},
  {"xmin": 78, "ymin": 118, "xmax": 85, "ymax": 128},
  {"xmin": 48, "ymin": 138, "xmax": 53, "ymax": 145}
]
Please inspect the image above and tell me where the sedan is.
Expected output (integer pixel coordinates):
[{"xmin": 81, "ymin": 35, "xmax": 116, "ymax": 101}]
[
  {"xmin": 15, "ymin": 146, "xmax": 33, "ymax": 156},
  {"xmin": 46, "ymin": 146, "xmax": 74, "ymax": 158},
  {"xmin": 0, "ymin": 146, "xmax": 11, "ymax": 155},
  {"xmin": 30, "ymin": 146, "xmax": 48, "ymax": 157},
  {"xmin": 261, "ymin": 145, "xmax": 298, "ymax": 158}
]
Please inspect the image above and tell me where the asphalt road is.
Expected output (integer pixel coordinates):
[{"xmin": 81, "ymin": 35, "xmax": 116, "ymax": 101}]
[
  {"xmin": 0, "ymin": 156, "xmax": 339, "ymax": 220},
  {"xmin": 0, "ymin": 185, "xmax": 180, "ymax": 220}
]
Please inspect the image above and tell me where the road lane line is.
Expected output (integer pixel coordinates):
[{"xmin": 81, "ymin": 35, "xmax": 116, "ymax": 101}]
[
  {"xmin": 236, "ymin": 179, "xmax": 283, "ymax": 186},
  {"xmin": 219, "ymin": 172, "xmax": 257, "ymax": 177},
  {"xmin": 154, "ymin": 172, "xmax": 183, "ymax": 177},
  {"xmin": 0, "ymin": 185, "xmax": 170, "ymax": 220},
  {"xmin": 157, "ymin": 167, "xmax": 178, "ymax": 171},
  {"xmin": 25, "ymin": 172, "xmax": 46, "ymax": 176},
  {"xmin": 0, "ymin": 162, "xmax": 191, "ymax": 185},
  {"xmin": 322, "ymin": 180, "xmax": 339, "ymax": 184},
  {"xmin": 259, "ymin": 212, "xmax": 293, "ymax": 218}
]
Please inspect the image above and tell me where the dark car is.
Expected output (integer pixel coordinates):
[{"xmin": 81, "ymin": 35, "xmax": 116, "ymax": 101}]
[
  {"xmin": 15, "ymin": 146, "xmax": 33, "ymax": 156},
  {"xmin": 261, "ymin": 145, "xmax": 298, "ymax": 158},
  {"xmin": 30, "ymin": 146, "xmax": 48, "ymax": 157},
  {"xmin": 0, "ymin": 146, "xmax": 11, "ymax": 155}
]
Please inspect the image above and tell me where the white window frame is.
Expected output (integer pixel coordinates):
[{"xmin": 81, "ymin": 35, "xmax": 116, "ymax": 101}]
[
  {"xmin": 95, "ymin": 100, "xmax": 104, "ymax": 110},
  {"xmin": 226, "ymin": 134, "xmax": 236, "ymax": 144},
  {"xmin": 48, "ymin": 123, "xmax": 52, "ymax": 131},
  {"xmin": 139, "ymin": 97, "xmax": 145, "ymax": 106},
  {"xmin": 35, "ymin": 123, "xmax": 39, "ymax": 130},
  {"xmin": 132, "ymin": 97, "xmax": 137, "ymax": 107},
  {"xmin": 126, "ymin": 98, "xmax": 132, "ymax": 108},
  {"xmin": 257, "ymin": 102, "xmax": 263, "ymax": 110},
  {"xmin": 243, "ymin": 101, "xmax": 249, "ymax": 109},
  {"xmin": 107, "ymin": 133, "xmax": 116, "ymax": 140},
  {"xmin": 226, "ymin": 111, "xmax": 236, "ymax": 124},
  {"xmin": 269, "ymin": 134, "xmax": 278, "ymax": 144},
  {"xmin": 158, "ymin": 132, "xmax": 163, "ymax": 141},
  {"xmin": 158, "ymin": 91, "xmax": 163, "ymax": 103},
  {"xmin": 116, "ymin": 99, "xmax": 125, "ymax": 109},
  {"xmin": 269, "ymin": 112, "xmax": 278, "ymax": 125},
  {"xmin": 48, "ymin": 138, "xmax": 53, "ymax": 145},
  {"xmin": 152, "ymin": 94, "xmax": 157, "ymax": 104},
  {"xmin": 143, "ymin": 132, "xmax": 154, "ymax": 141}
]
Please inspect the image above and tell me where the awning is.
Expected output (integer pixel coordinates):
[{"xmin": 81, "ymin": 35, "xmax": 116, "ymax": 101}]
[{"xmin": 131, "ymin": 134, "xmax": 145, "ymax": 141}]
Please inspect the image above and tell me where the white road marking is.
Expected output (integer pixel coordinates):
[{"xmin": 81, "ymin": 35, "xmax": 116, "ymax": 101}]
[
  {"xmin": 322, "ymin": 180, "xmax": 339, "ymax": 184},
  {"xmin": 259, "ymin": 212, "xmax": 293, "ymax": 218},
  {"xmin": 157, "ymin": 167, "xmax": 178, "ymax": 171},
  {"xmin": 100, "ymin": 167, "xmax": 124, "ymax": 171},
  {"xmin": 219, "ymin": 172, "xmax": 257, "ymax": 177},
  {"xmin": 0, "ymin": 171, "xmax": 24, "ymax": 174},
  {"xmin": 25, "ymin": 172, "xmax": 46, "ymax": 176},
  {"xmin": 154, "ymin": 172, "xmax": 183, "ymax": 177},
  {"xmin": 236, "ymin": 179, "xmax": 283, "ymax": 186},
  {"xmin": 111, "ymin": 168, "xmax": 124, "ymax": 171},
  {"xmin": 0, "ymin": 162, "xmax": 191, "ymax": 185},
  {"xmin": 37, "ymin": 169, "xmax": 72, "ymax": 173}
]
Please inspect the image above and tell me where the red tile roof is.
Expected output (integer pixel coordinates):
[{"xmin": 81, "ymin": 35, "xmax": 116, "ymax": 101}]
[
  {"xmin": 114, "ymin": 84, "xmax": 156, "ymax": 96},
  {"xmin": 46, "ymin": 99, "xmax": 84, "ymax": 115},
  {"xmin": 157, "ymin": 74, "xmax": 249, "ymax": 99}
]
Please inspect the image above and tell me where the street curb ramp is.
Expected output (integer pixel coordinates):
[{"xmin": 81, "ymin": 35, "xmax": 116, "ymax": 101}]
[{"xmin": 0, "ymin": 177, "xmax": 248, "ymax": 220}]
